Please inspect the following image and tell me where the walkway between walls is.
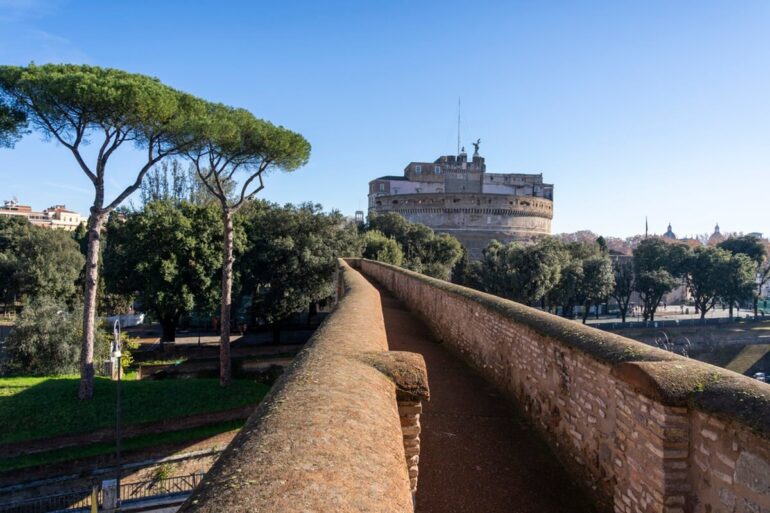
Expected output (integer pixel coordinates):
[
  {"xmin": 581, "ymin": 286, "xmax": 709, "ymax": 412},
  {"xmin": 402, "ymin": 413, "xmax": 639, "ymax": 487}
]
[{"xmin": 370, "ymin": 279, "xmax": 596, "ymax": 513}]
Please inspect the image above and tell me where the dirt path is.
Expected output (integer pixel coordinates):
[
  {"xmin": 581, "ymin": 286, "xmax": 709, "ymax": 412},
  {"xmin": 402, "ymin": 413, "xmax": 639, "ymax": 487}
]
[{"xmin": 373, "ymin": 284, "xmax": 595, "ymax": 513}]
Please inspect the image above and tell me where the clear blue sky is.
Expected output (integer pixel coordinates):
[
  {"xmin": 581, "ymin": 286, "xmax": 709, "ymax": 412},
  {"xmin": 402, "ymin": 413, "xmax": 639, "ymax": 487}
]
[{"xmin": 1, "ymin": 0, "xmax": 769, "ymax": 238}]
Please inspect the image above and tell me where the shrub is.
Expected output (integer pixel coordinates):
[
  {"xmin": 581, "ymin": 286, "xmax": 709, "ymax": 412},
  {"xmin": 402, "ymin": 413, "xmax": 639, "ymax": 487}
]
[
  {"xmin": 362, "ymin": 230, "xmax": 403, "ymax": 266},
  {"xmin": 4, "ymin": 299, "xmax": 136, "ymax": 375},
  {"xmin": 5, "ymin": 297, "xmax": 83, "ymax": 375}
]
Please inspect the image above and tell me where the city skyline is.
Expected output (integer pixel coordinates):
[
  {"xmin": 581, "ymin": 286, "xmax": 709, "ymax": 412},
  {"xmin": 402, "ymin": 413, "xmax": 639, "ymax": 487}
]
[{"xmin": 2, "ymin": 1, "xmax": 770, "ymax": 238}]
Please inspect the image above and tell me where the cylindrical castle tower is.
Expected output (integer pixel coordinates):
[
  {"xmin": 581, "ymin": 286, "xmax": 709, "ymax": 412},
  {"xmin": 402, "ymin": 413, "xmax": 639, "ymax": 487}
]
[{"xmin": 368, "ymin": 148, "xmax": 554, "ymax": 259}]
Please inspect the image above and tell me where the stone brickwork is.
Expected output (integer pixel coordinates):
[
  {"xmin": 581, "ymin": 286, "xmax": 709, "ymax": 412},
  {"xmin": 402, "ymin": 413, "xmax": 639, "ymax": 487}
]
[
  {"xmin": 371, "ymin": 192, "xmax": 552, "ymax": 259},
  {"xmin": 355, "ymin": 258, "xmax": 770, "ymax": 513},
  {"xmin": 398, "ymin": 393, "xmax": 422, "ymax": 492},
  {"xmin": 179, "ymin": 261, "xmax": 428, "ymax": 513}
]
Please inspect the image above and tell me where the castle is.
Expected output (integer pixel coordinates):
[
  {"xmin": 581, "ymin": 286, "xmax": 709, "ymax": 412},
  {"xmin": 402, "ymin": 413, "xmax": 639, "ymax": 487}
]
[{"xmin": 368, "ymin": 143, "xmax": 554, "ymax": 258}]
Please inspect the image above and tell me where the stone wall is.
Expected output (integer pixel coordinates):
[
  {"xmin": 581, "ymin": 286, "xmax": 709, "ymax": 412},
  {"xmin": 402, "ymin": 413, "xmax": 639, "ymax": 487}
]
[
  {"xmin": 356, "ymin": 259, "xmax": 770, "ymax": 513},
  {"xmin": 178, "ymin": 260, "xmax": 428, "ymax": 513},
  {"xmin": 371, "ymin": 192, "xmax": 553, "ymax": 258}
]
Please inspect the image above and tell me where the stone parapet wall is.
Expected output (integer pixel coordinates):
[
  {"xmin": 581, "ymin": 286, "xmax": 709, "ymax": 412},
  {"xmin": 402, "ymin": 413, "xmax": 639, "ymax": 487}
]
[
  {"xmin": 371, "ymin": 192, "xmax": 553, "ymax": 219},
  {"xmin": 355, "ymin": 259, "xmax": 770, "ymax": 513},
  {"xmin": 371, "ymin": 192, "xmax": 553, "ymax": 258},
  {"xmin": 179, "ymin": 260, "xmax": 428, "ymax": 513}
]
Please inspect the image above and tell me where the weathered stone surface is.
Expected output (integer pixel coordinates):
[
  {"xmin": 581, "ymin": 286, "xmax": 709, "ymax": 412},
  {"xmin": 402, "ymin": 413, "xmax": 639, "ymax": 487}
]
[
  {"xmin": 365, "ymin": 350, "xmax": 429, "ymax": 401},
  {"xmin": 178, "ymin": 261, "xmax": 426, "ymax": 513},
  {"xmin": 735, "ymin": 452, "xmax": 770, "ymax": 494},
  {"xmin": 354, "ymin": 258, "xmax": 770, "ymax": 513}
]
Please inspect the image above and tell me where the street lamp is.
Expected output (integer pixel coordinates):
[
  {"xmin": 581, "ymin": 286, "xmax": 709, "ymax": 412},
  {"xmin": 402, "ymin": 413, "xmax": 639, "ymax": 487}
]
[{"xmin": 112, "ymin": 320, "xmax": 122, "ymax": 507}]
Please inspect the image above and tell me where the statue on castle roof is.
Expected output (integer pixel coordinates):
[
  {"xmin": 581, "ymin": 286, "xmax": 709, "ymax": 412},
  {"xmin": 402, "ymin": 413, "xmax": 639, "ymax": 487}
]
[{"xmin": 472, "ymin": 138, "xmax": 481, "ymax": 156}]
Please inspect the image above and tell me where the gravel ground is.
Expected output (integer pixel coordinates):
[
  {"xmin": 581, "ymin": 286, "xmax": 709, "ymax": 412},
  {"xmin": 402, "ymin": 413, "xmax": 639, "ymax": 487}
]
[{"xmin": 374, "ymin": 283, "xmax": 596, "ymax": 513}]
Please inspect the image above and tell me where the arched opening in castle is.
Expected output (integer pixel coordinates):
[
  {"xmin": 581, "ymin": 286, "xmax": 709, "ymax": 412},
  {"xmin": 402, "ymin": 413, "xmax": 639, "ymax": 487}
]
[{"xmin": 368, "ymin": 143, "xmax": 554, "ymax": 259}]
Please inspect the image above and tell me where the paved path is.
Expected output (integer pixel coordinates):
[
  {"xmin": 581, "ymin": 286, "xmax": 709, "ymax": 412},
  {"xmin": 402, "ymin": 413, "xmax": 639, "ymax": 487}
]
[{"xmin": 372, "ymin": 282, "xmax": 595, "ymax": 513}]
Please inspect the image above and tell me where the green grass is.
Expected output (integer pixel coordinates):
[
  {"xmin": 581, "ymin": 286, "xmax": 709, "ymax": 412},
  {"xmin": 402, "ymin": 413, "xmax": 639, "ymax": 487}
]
[
  {"xmin": 136, "ymin": 359, "xmax": 185, "ymax": 366},
  {"xmin": 0, "ymin": 419, "xmax": 245, "ymax": 472},
  {"xmin": 0, "ymin": 375, "xmax": 268, "ymax": 445}
]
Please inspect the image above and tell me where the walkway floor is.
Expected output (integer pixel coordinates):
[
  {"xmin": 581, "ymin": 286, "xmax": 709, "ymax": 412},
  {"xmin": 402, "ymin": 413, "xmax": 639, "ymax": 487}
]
[{"xmin": 371, "ymin": 282, "xmax": 596, "ymax": 513}]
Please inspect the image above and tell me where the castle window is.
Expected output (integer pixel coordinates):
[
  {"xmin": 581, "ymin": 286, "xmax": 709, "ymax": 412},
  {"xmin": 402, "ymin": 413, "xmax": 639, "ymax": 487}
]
[
  {"xmin": 379, "ymin": 183, "xmax": 385, "ymax": 192},
  {"xmin": 434, "ymin": 166, "xmax": 441, "ymax": 174},
  {"xmin": 415, "ymin": 165, "xmax": 422, "ymax": 174}
]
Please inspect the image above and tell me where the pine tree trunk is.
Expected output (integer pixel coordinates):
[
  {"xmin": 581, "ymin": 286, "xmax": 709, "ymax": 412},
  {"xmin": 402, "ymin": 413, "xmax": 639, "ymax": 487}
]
[
  {"xmin": 79, "ymin": 212, "xmax": 104, "ymax": 400},
  {"xmin": 219, "ymin": 209, "xmax": 234, "ymax": 387}
]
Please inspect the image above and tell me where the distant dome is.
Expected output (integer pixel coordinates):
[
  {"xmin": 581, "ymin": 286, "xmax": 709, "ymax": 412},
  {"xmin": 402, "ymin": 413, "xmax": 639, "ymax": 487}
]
[
  {"xmin": 708, "ymin": 222, "xmax": 725, "ymax": 246},
  {"xmin": 663, "ymin": 223, "xmax": 676, "ymax": 239}
]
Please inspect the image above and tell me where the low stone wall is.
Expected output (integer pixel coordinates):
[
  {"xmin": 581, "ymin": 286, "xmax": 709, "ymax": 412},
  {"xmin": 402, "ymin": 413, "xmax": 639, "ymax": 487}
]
[
  {"xmin": 178, "ymin": 260, "xmax": 428, "ymax": 513},
  {"xmin": 356, "ymin": 259, "xmax": 770, "ymax": 513}
]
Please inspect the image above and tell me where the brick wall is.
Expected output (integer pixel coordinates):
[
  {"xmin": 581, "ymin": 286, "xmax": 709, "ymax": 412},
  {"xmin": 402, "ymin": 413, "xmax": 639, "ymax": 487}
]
[
  {"xmin": 178, "ymin": 261, "xmax": 427, "ymax": 513},
  {"xmin": 356, "ymin": 259, "xmax": 770, "ymax": 513}
]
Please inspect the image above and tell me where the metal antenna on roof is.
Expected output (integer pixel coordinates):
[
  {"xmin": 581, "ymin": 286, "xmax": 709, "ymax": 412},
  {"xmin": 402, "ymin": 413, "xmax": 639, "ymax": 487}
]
[{"xmin": 457, "ymin": 97, "xmax": 461, "ymax": 155}]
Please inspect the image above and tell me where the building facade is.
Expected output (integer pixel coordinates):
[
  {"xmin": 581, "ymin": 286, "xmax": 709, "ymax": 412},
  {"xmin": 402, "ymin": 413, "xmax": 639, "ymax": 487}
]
[
  {"xmin": 368, "ymin": 147, "xmax": 554, "ymax": 258},
  {"xmin": 0, "ymin": 200, "xmax": 85, "ymax": 231}
]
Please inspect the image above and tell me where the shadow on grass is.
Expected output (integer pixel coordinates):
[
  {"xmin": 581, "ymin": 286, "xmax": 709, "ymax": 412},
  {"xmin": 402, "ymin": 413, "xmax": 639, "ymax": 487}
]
[{"xmin": 0, "ymin": 376, "xmax": 268, "ymax": 446}]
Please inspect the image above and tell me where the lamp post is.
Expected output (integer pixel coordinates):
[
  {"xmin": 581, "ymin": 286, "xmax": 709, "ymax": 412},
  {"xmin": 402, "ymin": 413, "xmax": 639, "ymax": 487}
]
[{"xmin": 112, "ymin": 319, "xmax": 122, "ymax": 507}]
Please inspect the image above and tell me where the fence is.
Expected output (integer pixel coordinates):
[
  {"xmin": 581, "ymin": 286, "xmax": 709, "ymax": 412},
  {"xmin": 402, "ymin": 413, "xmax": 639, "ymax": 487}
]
[
  {"xmin": 591, "ymin": 315, "xmax": 764, "ymax": 330},
  {"xmin": 0, "ymin": 472, "xmax": 203, "ymax": 513},
  {"xmin": 120, "ymin": 473, "xmax": 202, "ymax": 502}
]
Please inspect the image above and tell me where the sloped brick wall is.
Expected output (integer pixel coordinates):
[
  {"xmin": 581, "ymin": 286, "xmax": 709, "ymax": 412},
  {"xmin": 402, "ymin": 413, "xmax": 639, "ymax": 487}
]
[
  {"xmin": 356, "ymin": 259, "xmax": 770, "ymax": 513},
  {"xmin": 179, "ymin": 261, "xmax": 427, "ymax": 513}
]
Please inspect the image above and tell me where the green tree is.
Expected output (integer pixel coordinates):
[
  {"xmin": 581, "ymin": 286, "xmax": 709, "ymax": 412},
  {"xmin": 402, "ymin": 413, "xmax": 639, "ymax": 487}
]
[
  {"xmin": 0, "ymin": 100, "xmax": 26, "ymax": 147},
  {"xmin": 0, "ymin": 217, "xmax": 84, "ymax": 307},
  {"xmin": 578, "ymin": 255, "xmax": 615, "ymax": 324},
  {"xmin": 610, "ymin": 258, "xmax": 635, "ymax": 323},
  {"xmin": 5, "ymin": 297, "xmax": 83, "ymax": 375},
  {"xmin": 719, "ymin": 236, "xmax": 769, "ymax": 317},
  {"xmin": 475, "ymin": 238, "xmax": 565, "ymax": 305},
  {"xmin": 686, "ymin": 246, "xmax": 731, "ymax": 320},
  {"xmin": 547, "ymin": 259, "xmax": 584, "ymax": 318},
  {"xmin": 14, "ymin": 227, "xmax": 84, "ymax": 305},
  {"xmin": 238, "ymin": 202, "xmax": 360, "ymax": 341},
  {"xmin": 635, "ymin": 269, "xmax": 677, "ymax": 321},
  {"xmin": 362, "ymin": 230, "xmax": 404, "ymax": 265},
  {"xmin": 0, "ymin": 64, "xmax": 204, "ymax": 399},
  {"xmin": 103, "ymin": 201, "xmax": 222, "ymax": 343},
  {"xmin": 718, "ymin": 253, "xmax": 757, "ymax": 320},
  {"xmin": 633, "ymin": 239, "xmax": 681, "ymax": 321},
  {"xmin": 367, "ymin": 212, "xmax": 463, "ymax": 279},
  {"xmin": 139, "ymin": 160, "xmax": 191, "ymax": 206},
  {"xmin": 0, "ymin": 217, "xmax": 30, "ymax": 307},
  {"xmin": 182, "ymin": 105, "xmax": 310, "ymax": 386},
  {"xmin": 5, "ymin": 297, "xmax": 128, "ymax": 375}
]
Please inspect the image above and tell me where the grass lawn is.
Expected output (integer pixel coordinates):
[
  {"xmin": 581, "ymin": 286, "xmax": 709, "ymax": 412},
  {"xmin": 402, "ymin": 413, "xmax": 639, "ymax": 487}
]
[
  {"xmin": 0, "ymin": 375, "xmax": 268, "ymax": 445},
  {"xmin": 0, "ymin": 419, "xmax": 245, "ymax": 472}
]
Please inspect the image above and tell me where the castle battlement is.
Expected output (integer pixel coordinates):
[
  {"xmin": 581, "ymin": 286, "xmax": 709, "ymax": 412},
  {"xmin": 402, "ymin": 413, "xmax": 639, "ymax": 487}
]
[{"xmin": 367, "ymin": 148, "xmax": 554, "ymax": 258}]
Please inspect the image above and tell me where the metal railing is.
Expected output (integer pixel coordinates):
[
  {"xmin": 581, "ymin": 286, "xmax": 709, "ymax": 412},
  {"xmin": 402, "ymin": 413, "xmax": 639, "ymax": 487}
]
[
  {"xmin": 0, "ymin": 489, "xmax": 91, "ymax": 513},
  {"xmin": 120, "ymin": 472, "xmax": 203, "ymax": 501},
  {"xmin": 0, "ymin": 472, "xmax": 204, "ymax": 513}
]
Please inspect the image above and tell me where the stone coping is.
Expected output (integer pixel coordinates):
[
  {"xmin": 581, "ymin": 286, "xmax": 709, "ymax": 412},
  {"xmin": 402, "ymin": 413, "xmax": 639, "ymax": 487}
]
[
  {"xmin": 353, "ymin": 259, "xmax": 770, "ymax": 437},
  {"xmin": 178, "ymin": 260, "xmax": 427, "ymax": 513}
]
